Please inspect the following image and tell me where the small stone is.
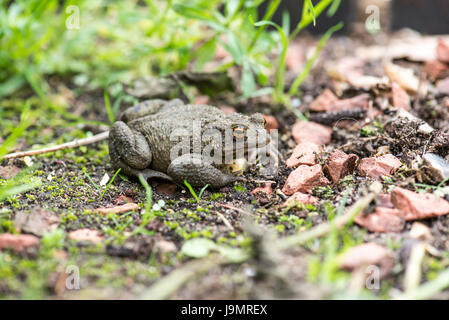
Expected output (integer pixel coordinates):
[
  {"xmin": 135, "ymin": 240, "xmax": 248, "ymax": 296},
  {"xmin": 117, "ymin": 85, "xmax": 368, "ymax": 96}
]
[
  {"xmin": 99, "ymin": 173, "xmax": 110, "ymax": 187},
  {"xmin": 194, "ymin": 95, "xmax": 210, "ymax": 105},
  {"xmin": 262, "ymin": 114, "xmax": 278, "ymax": 132},
  {"xmin": 285, "ymin": 41, "xmax": 305, "ymax": 73},
  {"xmin": 309, "ymin": 89, "xmax": 338, "ymax": 111},
  {"xmin": 155, "ymin": 183, "xmax": 177, "ymax": 195},
  {"xmin": 115, "ymin": 195, "xmax": 134, "ymax": 205},
  {"xmin": 339, "ymin": 243, "xmax": 394, "ymax": 277},
  {"xmin": 156, "ymin": 240, "xmax": 177, "ymax": 253},
  {"xmin": 286, "ymin": 142, "xmax": 321, "ymax": 168},
  {"xmin": 0, "ymin": 165, "xmax": 21, "ymax": 179},
  {"xmin": 385, "ymin": 63, "xmax": 419, "ymax": 93},
  {"xmin": 358, "ymin": 154, "xmax": 402, "ymax": 179},
  {"xmin": 391, "ymin": 82, "xmax": 410, "ymax": 110},
  {"xmin": 251, "ymin": 183, "xmax": 273, "ymax": 203},
  {"xmin": 0, "ymin": 233, "xmax": 40, "ymax": 252},
  {"xmin": 323, "ymin": 150, "xmax": 358, "ymax": 184},
  {"xmin": 282, "ymin": 164, "xmax": 329, "ymax": 195},
  {"xmin": 23, "ymin": 156, "xmax": 33, "ymax": 167},
  {"xmin": 391, "ymin": 187, "xmax": 449, "ymax": 220},
  {"xmin": 437, "ymin": 77, "xmax": 449, "ymax": 95},
  {"xmin": 292, "ymin": 121, "xmax": 332, "ymax": 146},
  {"xmin": 378, "ymin": 193, "xmax": 394, "ymax": 208},
  {"xmin": 355, "ymin": 207, "xmax": 405, "ymax": 233},
  {"xmin": 282, "ymin": 192, "xmax": 318, "ymax": 207},
  {"xmin": 310, "ymin": 93, "xmax": 369, "ymax": 112},
  {"xmin": 219, "ymin": 105, "xmax": 236, "ymax": 114},
  {"xmin": 69, "ymin": 229, "xmax": 104, "ymax": 244},
  {"xmin": 437, "ymin": 38, "xmax": 449, "ymax": 63},
  {"xmin": 14, "ymin": 209, "xmax": 59, "ymax": 237},
  {"xmin": 94, "ymin": 203, "xmax": 139, "ymax": 215},
  {"xmin": 422, "ymin": 153, "xmax": 449, "ymax": 183},
  {"xmin": 423, "ymin": 59, "xmax": 449, "ymax": 80}
]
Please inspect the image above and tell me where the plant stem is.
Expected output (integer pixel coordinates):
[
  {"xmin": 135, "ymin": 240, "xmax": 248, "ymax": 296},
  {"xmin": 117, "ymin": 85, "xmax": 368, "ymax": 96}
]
[{"xmin": 247, "ymin": 0, "xmax": 281, "ymax": 54}]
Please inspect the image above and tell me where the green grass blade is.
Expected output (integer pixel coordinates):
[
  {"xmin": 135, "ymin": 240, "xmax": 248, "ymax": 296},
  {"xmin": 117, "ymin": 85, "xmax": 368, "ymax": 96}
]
[
  {"xmin": 198, "ymin": 184, "xmax": 210, "ymax": 200},
  {"xmin": 184, "ymin": 180, "xmax": 199, "ymax": 203},
  {"xmin": 139, "ymin": 174, "xmax": 153, "ymax": 213},
  {"xmin": 100, "ymin": 168, "xmax": 121, "ymax": 200},
  {"xmin": 289, "ymin": 22, "xmax": 343, "ymax": 96},
  {"xmin": 104, "ymin": 89, "xmax": 115, "ymax": 125}
]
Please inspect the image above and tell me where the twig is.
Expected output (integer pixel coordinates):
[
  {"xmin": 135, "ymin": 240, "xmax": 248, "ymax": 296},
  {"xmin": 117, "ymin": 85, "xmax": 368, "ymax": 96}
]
[
  {"xmin": 1, "ymin": 131, "xmax": 110, "ymax": 160},
  {"xmin": 277, "ymin": 182, "xmax": 382, "ymax": 250},
  {"xmin": 403, "ymin": 242, "xmax": 426, "ymax": 293},
  {"xmin": 395, "ymin": 267, "xmax": 449, "ymax": 300},
  {"xmin": 142, "ymin": 183, "xmax": 382, "ymax": 300},
  {"xmin": 213, "ymin": 210, "xmax": 234, "ymax": 231},
  {"xmin": 140, "ymin": 256, "xmax": 223, "ymax": 300},
  {"xmin": 216, "ymin": 202, "xmax": 248, "ymax": 215}
]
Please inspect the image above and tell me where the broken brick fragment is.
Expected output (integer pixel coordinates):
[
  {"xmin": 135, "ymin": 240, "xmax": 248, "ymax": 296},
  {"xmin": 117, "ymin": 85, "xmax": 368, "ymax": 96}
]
[
  {"xmin": 219, "ymin": 105, "xmax": 236, "ymax": 114},
  {"xmin": 339, "ymin": 243, "xmax": 394, "ymax": 278},
  {"xmin": 378, "ymin": 193, "xmax": 394, "ymax": 209},
  {"xmin": 358, "ymin": 154, "xmax": 402, "ymax": 179},
  {"xmin": 282, "ymin": 164, "xmax": 329, "ymax": 195},
  {"xmin": 156, "ymin": 183, "xmax": 177, "ymax": 195},
  {"xmin": 0, "ymin": 165, "xmax": 21, "ymax": 179},
  {"xmin": 0, "ymin": 233, "xmax": 40, "ymax": 252},
  {"xmin": 282, "ymin": 192, "xmax": 318, "ymax": 207},
  {"xmin": 251, "ymin": 183, "xmax": 273, "ymax": 203},
  {"xmin": 323, "ymin": 150, "xmax": 358, "ymax": 184},
  {"xmin": 391, "ymin": 82, "xmax": 410, "ymax": 110},
  {"xmin": 309, "ymin": 89, "xmax": 338, "ymax": 111},
  {"xmin": 291, "ymin": 121, "xmax": 332, "ymax": 146},
  {"xmin": 391, "ymin": 187, "xmax": 449, "ymax": 220},
  {"xmin": 194, "ymin": 95, "xmax": 210, "ymax": 105},
  {"xmin": 69, "ymin": 229, "xmax": 104, "ymax": 244},
  {"xmin": 423, "ymin": 59, "xmax": 449, "ymax": 80},
  {"xmin": 286, "ymin": 142, "xmax": 321, "ymax": 168},
  {"xmin": 437, "ymin": 38, "xmax": 449, "ymax": 63},
  {"xmin": 309, "ymin": 90, "xmax": 369, "ymax": 112},
  {"xmin": 355, "ymin": 207, "xmax": 405, "ymax": 233},
  {"xmin": 437, "ymin": 77, "xmax": 449, "ymax": 95},
  {"xmin": 262, "ymin": 114, "xmax": 279, "ymax": 132},
  {"xmin": 115, "ymin": 195, "xmax": 134, "ymax": 205}
]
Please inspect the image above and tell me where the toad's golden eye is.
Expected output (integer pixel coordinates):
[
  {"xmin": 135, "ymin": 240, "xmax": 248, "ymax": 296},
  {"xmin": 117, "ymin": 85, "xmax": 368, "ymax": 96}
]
[{"xmin": 233, "ymin": 126, "xmax": 246, "ymax": 138}]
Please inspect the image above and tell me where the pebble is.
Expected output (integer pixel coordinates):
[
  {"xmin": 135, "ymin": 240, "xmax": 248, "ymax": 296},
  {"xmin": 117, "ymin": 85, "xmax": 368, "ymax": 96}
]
[
  {"xmin": 291, "ymin": 121, "xmax": 332, "ymax": 146},
  {"xmin": 391, "ymin": 187, "xmax": 449, "ymax": 220},
  {"xmin": 282, "ymin": 164, "xmax": 329, "ymax": 195},
  {"xmin": 358, "ymin": 154, "xmax": 402, "ymax": 179}
]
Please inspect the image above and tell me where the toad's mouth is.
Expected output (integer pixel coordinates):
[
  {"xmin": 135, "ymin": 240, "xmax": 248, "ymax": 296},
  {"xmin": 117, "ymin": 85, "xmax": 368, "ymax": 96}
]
[{"xmin": 222, "ymin": 131, "xmax": 271, "ymax": 154}]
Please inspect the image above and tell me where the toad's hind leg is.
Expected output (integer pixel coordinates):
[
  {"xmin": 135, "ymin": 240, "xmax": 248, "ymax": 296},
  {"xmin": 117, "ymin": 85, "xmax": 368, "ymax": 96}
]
[
  {"xmin": 109, "ymin": 133, "xmax": 173, "ymax": 182},
  {"xmin": 167, "ymin": 154, "xmax": 244, "ymax": 188}
]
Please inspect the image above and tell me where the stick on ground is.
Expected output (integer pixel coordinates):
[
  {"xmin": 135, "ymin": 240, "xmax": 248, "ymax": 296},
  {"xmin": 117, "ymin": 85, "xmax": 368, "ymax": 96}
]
[{"xmin": 1, "ymin": 131, "xmax": 110, "ymax": 160}]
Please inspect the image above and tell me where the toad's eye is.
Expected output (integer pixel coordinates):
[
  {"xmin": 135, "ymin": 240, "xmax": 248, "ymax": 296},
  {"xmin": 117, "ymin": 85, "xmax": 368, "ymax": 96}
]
[{"xmin": 233, "ymin": 126, "xmax": 246, "ymax": 138}]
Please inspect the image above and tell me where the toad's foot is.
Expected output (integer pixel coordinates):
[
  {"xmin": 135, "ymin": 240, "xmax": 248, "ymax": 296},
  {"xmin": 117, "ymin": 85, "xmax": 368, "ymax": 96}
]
[{"xmin": 167, "ymin": 154, "xmax": 244, "ymax": 188}]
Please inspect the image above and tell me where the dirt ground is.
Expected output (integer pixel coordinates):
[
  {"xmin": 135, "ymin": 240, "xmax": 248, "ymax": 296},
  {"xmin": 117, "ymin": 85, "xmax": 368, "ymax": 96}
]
[{"xmin": 2, "ymin": 30, "xmax": 449, "ymax": 300}]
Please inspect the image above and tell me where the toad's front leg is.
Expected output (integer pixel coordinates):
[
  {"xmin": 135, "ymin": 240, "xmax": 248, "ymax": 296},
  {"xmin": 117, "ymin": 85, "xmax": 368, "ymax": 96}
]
[
  {"xmin": 109, "ymin": 122, "xmax": 173, "ymax": 182},
  {"xmin": 167, "ymin": 154, "xmax": 244, "ymax": 188},
  {"xmin": 109, "ymin": 121, "xmax": 152, "ymax": 169}
]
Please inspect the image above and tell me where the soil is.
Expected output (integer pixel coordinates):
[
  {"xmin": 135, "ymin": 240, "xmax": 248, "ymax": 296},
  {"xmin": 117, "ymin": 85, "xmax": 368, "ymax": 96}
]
[{"xmin": 1, "ymin": 31, "xmax": 449, "ymax": 300}]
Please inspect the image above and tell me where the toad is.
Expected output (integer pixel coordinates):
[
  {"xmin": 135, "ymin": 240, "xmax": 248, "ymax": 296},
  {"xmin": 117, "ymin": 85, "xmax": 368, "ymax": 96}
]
[{"xmin": 109, "ymin": 99, "xmax": 270, "ymax": 188}]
